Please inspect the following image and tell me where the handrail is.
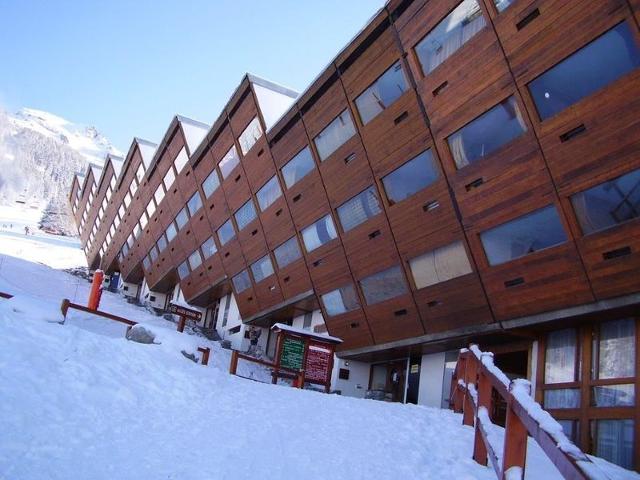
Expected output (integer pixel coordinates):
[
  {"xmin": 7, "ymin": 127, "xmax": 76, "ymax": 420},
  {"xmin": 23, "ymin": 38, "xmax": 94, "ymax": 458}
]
[
  {"xmin": 63, "ymin": 299, "xmax": 137, "ymax": 326},
  {"xmin": 450, "ymin": 344, "xmax": 613, "ymax": 480}
]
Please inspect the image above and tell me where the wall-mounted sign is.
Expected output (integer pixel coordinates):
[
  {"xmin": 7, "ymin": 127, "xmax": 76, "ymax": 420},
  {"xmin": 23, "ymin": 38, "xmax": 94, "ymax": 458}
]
[{"xmin": 410, "ymin": 364, "xmax": 420, "ymax": 374}]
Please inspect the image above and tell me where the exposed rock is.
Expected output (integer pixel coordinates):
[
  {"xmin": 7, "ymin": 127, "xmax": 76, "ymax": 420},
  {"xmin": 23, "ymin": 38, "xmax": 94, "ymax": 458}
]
[
  {"xmin": 125, "ymin": 325, "xmax": 156, "ymax": 344},
  {"xmin": 181, "ymin": 350, "xmax": 198, "ymax": 363}
]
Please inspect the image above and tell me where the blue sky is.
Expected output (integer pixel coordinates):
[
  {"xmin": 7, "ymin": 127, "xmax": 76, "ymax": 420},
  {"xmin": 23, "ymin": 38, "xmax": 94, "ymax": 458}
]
[{"xmin": 0, "ymin": 0, "xmax": 384, "ymax": 151}]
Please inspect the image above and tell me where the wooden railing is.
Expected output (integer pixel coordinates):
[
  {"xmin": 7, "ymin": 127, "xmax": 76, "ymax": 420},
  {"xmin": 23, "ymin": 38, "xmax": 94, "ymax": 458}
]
[
  {"xmin": 450, "ymin": 345, "xmax": 611, "ymax": 480},
  {"xmin": 229, "ymin": 350, "xmax": 305, "ymax": 388}
]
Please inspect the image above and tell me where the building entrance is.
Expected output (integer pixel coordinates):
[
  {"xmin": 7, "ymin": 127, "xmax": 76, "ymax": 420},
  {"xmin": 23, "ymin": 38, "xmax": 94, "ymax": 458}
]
[{"xmin": 369, "ymin": 360, "xmax": 407, "ymax": 403}]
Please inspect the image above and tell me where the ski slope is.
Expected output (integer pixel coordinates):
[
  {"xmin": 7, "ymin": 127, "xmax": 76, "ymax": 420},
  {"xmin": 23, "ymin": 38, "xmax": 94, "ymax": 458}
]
[{"xmin": 0, "ymin": 210, "xmax": 637, "ymax": 479}]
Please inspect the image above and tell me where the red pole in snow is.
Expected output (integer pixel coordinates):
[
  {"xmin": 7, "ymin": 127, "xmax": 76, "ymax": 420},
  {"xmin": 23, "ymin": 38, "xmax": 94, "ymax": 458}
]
[
  {"xmin": 88, "ymin": 270, "xmax": 104, "ymax": 311},
  {"xmin": 177, "ymin": 315, "xmax": 186, "ymax": 333}
]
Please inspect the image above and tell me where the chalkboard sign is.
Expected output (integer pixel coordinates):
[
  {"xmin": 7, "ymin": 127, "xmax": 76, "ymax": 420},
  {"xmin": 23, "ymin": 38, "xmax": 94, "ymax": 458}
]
[{"xmin": 280, "ymin": 336, "xmax": 304, "ymax": 370}]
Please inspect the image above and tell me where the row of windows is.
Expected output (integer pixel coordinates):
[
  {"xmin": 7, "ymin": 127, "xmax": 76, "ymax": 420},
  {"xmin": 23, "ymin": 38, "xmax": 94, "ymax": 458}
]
[{"xmin": 176, "ymin": 237, "xmax": 218, "ymax": 280}]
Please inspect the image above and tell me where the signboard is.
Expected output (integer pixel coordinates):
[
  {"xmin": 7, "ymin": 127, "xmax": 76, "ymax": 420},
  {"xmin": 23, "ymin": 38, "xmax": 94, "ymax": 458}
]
[
  {"xmin": 279, "ymin": 336, "xmax": 304, "ymax": 370},
  {"xmin": 305, "ymin": 343, "xmax": 332, "ymax": 383},
  {"xmin": 168, "ymin": 303, "xmax": 202, "ymax": 321}
]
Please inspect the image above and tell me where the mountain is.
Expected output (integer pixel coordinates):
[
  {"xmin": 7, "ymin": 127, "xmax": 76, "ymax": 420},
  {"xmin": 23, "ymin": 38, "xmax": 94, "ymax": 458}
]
[{"xmin": 0, "ymin": 107, "xmax": 121, "ymax": 236}]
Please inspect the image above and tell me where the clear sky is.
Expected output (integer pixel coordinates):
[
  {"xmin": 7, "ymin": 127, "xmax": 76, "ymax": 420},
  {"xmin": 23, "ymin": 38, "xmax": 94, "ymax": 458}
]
[{"xmin": 0, "ymin": 0, "xmax": 384, "ymax": 151}]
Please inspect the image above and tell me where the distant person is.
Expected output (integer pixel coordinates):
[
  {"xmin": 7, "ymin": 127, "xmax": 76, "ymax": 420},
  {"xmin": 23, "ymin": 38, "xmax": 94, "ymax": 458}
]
[
  {"xmin": 24, "ymin": 226, "xmax": 29, "ymax": 235},
  {"xmin": 247, "ymin": 327, "xmax": 262, "ymax": 357}
]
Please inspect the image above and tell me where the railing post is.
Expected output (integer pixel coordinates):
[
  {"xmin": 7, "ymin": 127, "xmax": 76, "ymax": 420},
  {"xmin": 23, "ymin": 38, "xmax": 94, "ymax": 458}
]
[
  {"xmin": 177, "ymin": 315, "xmax": 186, "ymax": 333},
  {"xmin": 473, "ymin": 359, "xmax": 492, "ymax": 466},
  {"xmin": 452, "ymin": 355, "xmax": 465, "ymax": 413},
  {"xmin": 296, "ymin": 370, "xmax": 305, "ymax": 389},
  {"xmin": 199, "ymin": 347, "xmax": 211, "ymax": 366},
  {"xmin": 229, "ymin": 350, "xmax": 239, "ymax": 375},
  {"xmin": 501, "ymin": 381, "xmax": 530, "ymax": 480},
  {"xmin": 60, "ymin": 298, "xmax": 70, "ymax": 319},
  {"xmin": 462, "ymin": 354, "xmax": 478, "ymax": 427}
]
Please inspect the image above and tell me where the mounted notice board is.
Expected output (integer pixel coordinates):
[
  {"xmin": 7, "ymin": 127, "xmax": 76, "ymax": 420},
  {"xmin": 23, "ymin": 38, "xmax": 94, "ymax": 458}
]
[{"xmin": 271, "ymin": 323, "xmax": 342, "ymax": 393}]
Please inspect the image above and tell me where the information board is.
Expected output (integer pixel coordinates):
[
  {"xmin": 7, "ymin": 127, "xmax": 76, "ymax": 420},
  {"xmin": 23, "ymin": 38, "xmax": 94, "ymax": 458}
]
[
  {"xmin": 280, "ymin": 336, "xmax": 304, "ymax": 370},
  {"xmin": 305, "ymin": 343, "xmax": 332, "ymax": 383},
  {"xmin": 168, "ymin": 303, "xmax": 202, "ymax": 321}
]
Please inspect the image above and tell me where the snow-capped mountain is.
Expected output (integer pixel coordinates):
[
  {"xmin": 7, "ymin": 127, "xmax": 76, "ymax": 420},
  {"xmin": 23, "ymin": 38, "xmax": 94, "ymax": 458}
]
[{"xmin": 0, "ymin": 107, "xmax": 121, "ymax": 235}]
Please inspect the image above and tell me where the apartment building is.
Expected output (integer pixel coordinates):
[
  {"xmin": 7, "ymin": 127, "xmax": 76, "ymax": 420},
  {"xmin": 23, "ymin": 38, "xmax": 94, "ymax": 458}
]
[{"xmin": 70, "ymin": 0, "xmax": 640, "ymax": 469}]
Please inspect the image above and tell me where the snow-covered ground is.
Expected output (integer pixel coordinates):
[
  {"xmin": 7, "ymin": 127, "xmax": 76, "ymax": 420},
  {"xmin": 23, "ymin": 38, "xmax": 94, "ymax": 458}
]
[{"xmin": 0, "ymin": 209, "xmax": 637, "ymax": 479}]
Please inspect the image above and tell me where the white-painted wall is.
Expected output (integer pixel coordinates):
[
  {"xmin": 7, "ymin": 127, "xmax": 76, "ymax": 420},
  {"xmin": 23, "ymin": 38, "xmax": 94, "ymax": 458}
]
[
  {"xmin": 122, "ymin": 281, "xmax": 140, "ymax": 299},
  {"xmin": 331, "ymin": 358, "xmax": 369, "ymax": 398},
  {"xmin": 417, "ymin": 352, "xmax": 446, "ymax": 408}
]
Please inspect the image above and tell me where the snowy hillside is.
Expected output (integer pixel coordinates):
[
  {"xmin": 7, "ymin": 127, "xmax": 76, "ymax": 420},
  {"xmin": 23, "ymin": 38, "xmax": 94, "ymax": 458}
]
[
  {"xmin": 0, "ymin": 107, "xmax": 121, "ymax": 235},
  {"xmin": 0, "ymin": 209, "xmax": 636, "ymax": 480}
]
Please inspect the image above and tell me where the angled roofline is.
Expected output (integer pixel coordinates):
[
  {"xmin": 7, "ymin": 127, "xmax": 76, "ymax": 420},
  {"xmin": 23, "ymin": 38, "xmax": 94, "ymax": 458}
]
[{"xmin": 117, "ymin": 137, "xmax": 158, "ymax": 189}]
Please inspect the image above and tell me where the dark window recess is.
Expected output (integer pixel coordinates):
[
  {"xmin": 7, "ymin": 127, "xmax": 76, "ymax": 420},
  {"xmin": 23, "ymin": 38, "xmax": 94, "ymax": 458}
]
[
  {"xmin": 516, "ymin": 8, "xmax": 539, "ymax": 30},
  {"xmin": 149, "ymin": 295, "xmax": 156, "ymax": 302},
  {"xmin": 528, "ymin": 23, "xmax": 640, "ymax": 120},
  {"xmin": 559, "ymin": 124, "xmax": 586, "ymax": 143},
  {"xmin": 602, "ymin": 246, "xmax": 632, "ymax": 260},
  {"xmin": 339, "ymin": 368, "xmax": 350, "ymax": 380},
  {"xmin": 504, "ymin": 277, "xmax": 525, "ymax": 288},
  {"xmin": 394, "ymin": 309, "xmax": 408, "ymax": 316},
  {"xmin": 229, "ymin": 325, "xmax": 241, "ymax": 335}
]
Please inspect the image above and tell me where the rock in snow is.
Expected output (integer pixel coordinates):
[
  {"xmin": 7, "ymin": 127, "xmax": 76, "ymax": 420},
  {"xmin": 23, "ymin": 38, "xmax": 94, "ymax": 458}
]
[{"xmin": 125, "ymin": 324, "xmax": 156, "ymax": 344}]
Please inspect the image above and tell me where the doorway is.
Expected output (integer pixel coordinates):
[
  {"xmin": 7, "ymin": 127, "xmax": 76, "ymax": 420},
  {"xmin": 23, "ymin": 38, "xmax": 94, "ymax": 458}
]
[{"xmin": 369, "ymin": 360, "xmax": 407, "ymax": 403}]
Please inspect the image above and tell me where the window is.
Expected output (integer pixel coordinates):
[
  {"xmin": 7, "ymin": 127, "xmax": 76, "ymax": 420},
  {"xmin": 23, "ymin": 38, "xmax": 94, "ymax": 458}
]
[
  {"xmin": 529, "ymin": 23, "xmax": 640, "ymax": 120},
  {"xmin": 234, "ymin": 200, "xmax": 257, "ymax": 231},
  {"xmin": 355, "ymin": 61, "xmax": 408, "ymax": 125},
  {"xmin": 415, "ymin": 0, "xmax": 486, "ymax": 75},
  {"xmin": 202, "ymin": 169, "xmax": 220, "ymax": 198},
  {"xmin": 274, "ymin": 237, "xmax": 302, "ymax": 269},
  {"xmin": 217, "ymin": 219, "xmax": 236, "ymax": 246},
  {"xmin": 123, "ymin": 192, "xmax": 131, "ymax": 208},
  {"xmin": 337, "ymin": 186, "xmax": 382, "ymax": 232},
  {"xmin": 359, "ymin": 265, "xmax": 408, "ymax": 305},
  {"xmin": 257, "ymin": 176, "xmax": 282, "ymax": 211},
  {"xmin": 250, "ymin": 255, "xmax": 274, "ymax": 283},
  {"xmin": 175, "ymin": 207, "xmax": 189, "ymax": 230},
  {"xmin": 201, "ymin": 237, "xmax": 217, "ymax": 259},
  {"xmin": 591, "ymin": 419, "xmax": 634, "ymax": 470},
  {"xmin": 146, "ymin": 200, "xmax": 156, "ymax": 219},
  {"xmin": 409, "ymin": 241, "xmax": 473, "ymax": 289},
  {"xmin": 313, "ymin": 109, "xmax": 356, "ymax": 161},
  {"xmin": 480, "ymin": 206, "xmax": 567, "ymax": 266},
  {"xmin": 571, "ymin": 168, "xmax": 640, "ymax": 235},
  {"xmin": 188, "ymin": 249, "xmax": 203, "ymax": 271},
  {"xmin": 142, "ymin": 255, "xmax": 151, "ymax": 270},
  {"xmin": 543, "ymin": 329, "xmax": 581, "ymax": 410},
  {"xmin": 594, "ymin": 318, "xmax": 635, "ymax": 380},
  {"xmin": 149, "ymin": 245, "xmax": 159, "ymax": 262},
  {"xmin": 140, "ymin": 212, "xmax": 148, "ymax": 230},
  {"xmin": 493, "ymin": 0, "xmax": 515, "ymax": 11},
  {"xmin": 135, "ymin": 163, "xmax": 145, "ymax": 183},
  {"xmin": 154, "ymin": 184, "xmax": 165, "ymax": 206},
  {"xmin": 301, "ymin": 215, "xmax": 337, "ymax": 252},
  {"xmin": 165, "ymin": 222, "xmax": 177, "ymax": 243},
  {"xmin": 219, "ymin": 145, "xmax": 240, "ymax": 179},
  {"xmin": 448, "ymin": 96, "xmax": 527, "ymax": 168},
  {"xmin": 187, "ymin": 191, "xmax": 203, "ymax": 216},
  {"xmin": 163, "ymin": 167, "xmax": 175, "ymax": 191},
  {"xmin": 232, "ymin": 269, "xmax": 251, "ymax": 293},
  {"xmin": 178, "ymin": 260, "xmax": 190, "ymax": 279},
  {"xmin": 156, "ymin": 233, "xmax": 167, "ymax": 252},
  {"xmin": 321, "ymin": 284, "xmax": 360, "ymax": 316},
  {"xmin": 381, "ymin": 150, "xmax": 439, "ymax": 204},
  {"xmin": 238, "ymin": 117, "xmax": 263, "ymax": 155},
  {"xmin": 281, "ymin": 147, "xmax": 315, "ymax": 189},
  {"xmin": 174, "ymin": 147, "xmax": 189, "ymax": 174}
]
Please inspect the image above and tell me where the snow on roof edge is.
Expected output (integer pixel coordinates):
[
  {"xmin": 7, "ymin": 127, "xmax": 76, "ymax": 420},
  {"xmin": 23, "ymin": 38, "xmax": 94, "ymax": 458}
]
[{"xmin": 271, "ymin": 323, "xmax": 343, "ymax": 343}]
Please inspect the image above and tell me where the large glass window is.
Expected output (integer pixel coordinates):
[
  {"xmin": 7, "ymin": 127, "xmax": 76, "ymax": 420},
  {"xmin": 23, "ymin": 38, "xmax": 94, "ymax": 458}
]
[
  {"xmin": 414, "ymin": 0, "xmax": 486, "ymax": 75},
  {"xmin": 337, "ymin": 186, "xmax": 382, "ymax": 232},
  {"xmin": 177, "ymin": 260, "xmax": 190, "ymax": 279},
  {"xmin": 238, "ymin": 117, "xmax": 263, "ymax": 155},
  {"xmin": 480, "ymin": 206, "xmax": 567, "ymax": 266},
  {"xmin": 175, "ymin": 207, "xmax": 189, "ymax": 230},
  {"xmin": 234, "ymin": 200, "xmax": 257, "ymax": 231},
  {"xmin": 571, "ymin": 168, "xmax": 640, "ymax": 235},
  {"xmin": 274, "ymin": 237, "xmax": 302, "ymax": 269},
  {"xmin": 174, "ymin": 147, "xmax": 189, "ymax": 174},
  {"xmin": 165, "ymin": 222, "xmax": 177, "ymax": 243},
  {"xmin": 256, "ymin": 176, "xmax": 282, "ymax": 212},
  {"xmin": 201, "ymin": 237, "xmax": 217, "ymax": 259},
  {"xmin": 217, "ymin": 219, "xmax": 236, "ymax": 246},
  {"xmin": 447, "ymin": 96, "xmax": 527, "ymax": 168},
  {"xmin": 218, "ymin": 145, "xmax": 240, "ymax": 179},
  {"xmin": 359, "ymin": 265, "xmax": 408, "ymax": 305},
  {"xmin": 156, "ymin": 233, "xmax": 167, "ymax": 252},
  {"xmin": 545, "ymin": 328, "xmax": 578, "ymax": 384},
  {"xmin": 250, "ymin": 255, "xmax": 274, "ymax": 283},
  {"xmin": 595, "ymin": 318, "xmax": 635, "ymax": 380},
  {"xmin": 301, "ymin": 215, "xmax": 337, "ymax": 252},
  {"xmin": 529, "ymin": 23, "xmax": 640, "ymax": 120},
  {"xmin": 313, "ymin": 109, "xmax": 356, "ymax": 161},
  {"xmin": 381, "ymin": 150, "xmax": 439, "ymax": 204},
  {"xmin": 202, "ymin": 169, "xmax": 220, "ymax": 198},
  {"xmin": 188, "ymin": 249, "xmax": 203, "ymax": 271},
  {"xmin": 281, "ymin": 147, "xmax": 315, "ymax": 189},
  {"xmin": 321, "ymin": 284, "xmax": 360, "ymax": 316},
  {"xmin": 409, "ymin": 241, "xmax": 473, "ymax": 289},
  {"xmin": 232, "ymin": 269, "xmax": 251, "ymax": 293},
  {"xmin": 591, "ymin": 419, "xmax": 634, "ymax": 470},
  {"xmin": 355, "ymin": 61, "xmax": 408, "ymax": 125},
  {"xmin": 187, "ymin": 191, "xmax": 203, "ymax": 216},
  {"xmin": 154, "ymin": 184, "xmax": 165, "ymax": 206},
  {"xmin": 146, "ymin": 200, "xmax": 156, "ymax": 219}
]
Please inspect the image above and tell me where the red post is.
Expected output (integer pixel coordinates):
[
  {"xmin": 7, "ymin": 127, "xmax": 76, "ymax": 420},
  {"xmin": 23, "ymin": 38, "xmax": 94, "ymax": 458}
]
[
  {"xmin": 501, "ymin": 384, "xmax": 529, "ymax": 479},
  {"xmin": 60, "ymin": 298, "xmax": 70, "ymax": 319},
  {"xmin": 229, "ymin": 350, "xmax": 239, "ymax": 375},
  {"xmin": 473, "ymin": 368, "xmax": 492, "ymax": 466},
  {"xmin": 87, "ymin": 270, "xmax": 104, "ymax": 311},
  {"xmin": 463, "ymin": 355, "xmax": 478, "ymax": 427},
  {"xmin": 198, "ymin": 347, "xmax": 211, "ymax": 366},
  {"xmin": 177, "ymin": 315, "xmax": 186, "ymax": 333}
]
